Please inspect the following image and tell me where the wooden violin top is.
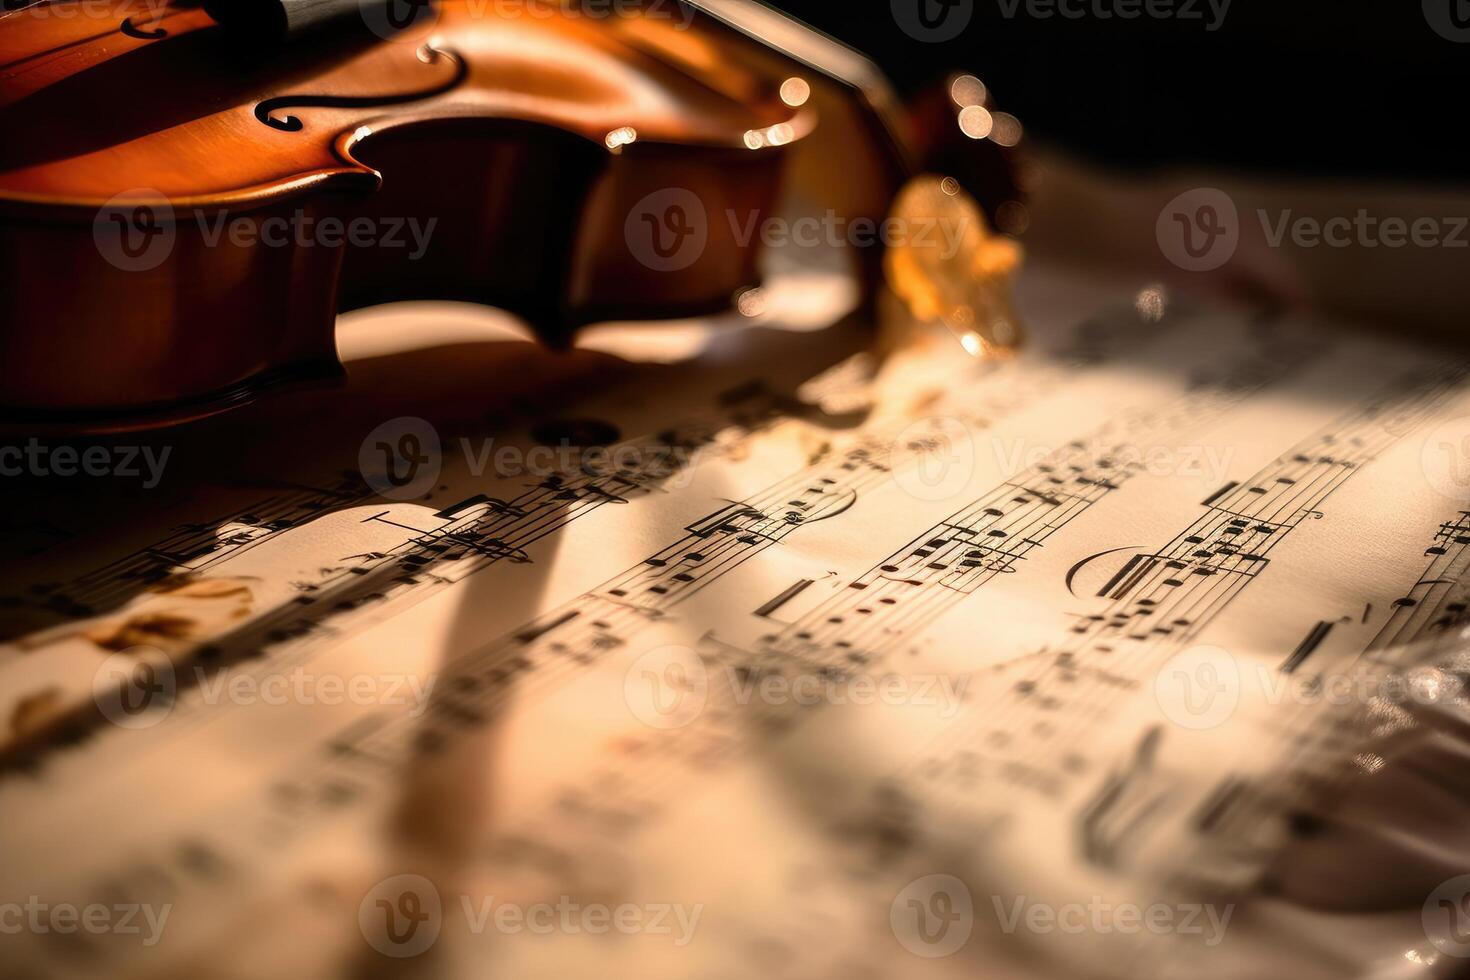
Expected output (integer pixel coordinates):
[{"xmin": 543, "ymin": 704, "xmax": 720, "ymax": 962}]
[
  {"xmin": 0, "ymin": 0, "xmax": 945, "ymax": 431},
  {"xmin": 0, "ymin": 0, "xmax": 811, "ymax": 212}
]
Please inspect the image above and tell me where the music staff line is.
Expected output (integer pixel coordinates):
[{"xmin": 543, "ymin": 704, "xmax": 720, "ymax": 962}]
[
  {"xmin": 0, "ymin": 306, "xmax": 1196, "ymax": 974},
  {"xmin": 0, "ymin": 386, "xmax": 818, "ymax": 772},
  {"xmin": 447, "ymin": 340, "xmax": 1326, "ymax": 851},
  {"xmin": 899, "ymin": 364, "xmax": 1466, "ymax": 885}
]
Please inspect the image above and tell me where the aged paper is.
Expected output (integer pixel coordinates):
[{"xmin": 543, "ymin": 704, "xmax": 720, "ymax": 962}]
[{"xmin": 3, "ymin": 267, "xmax": 1469, "ymax": 980}]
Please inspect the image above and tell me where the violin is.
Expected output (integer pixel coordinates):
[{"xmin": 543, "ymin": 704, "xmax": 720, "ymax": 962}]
[{"xmin": 0, "ymin": 0, "xmax": 1023, "ymax": 432}]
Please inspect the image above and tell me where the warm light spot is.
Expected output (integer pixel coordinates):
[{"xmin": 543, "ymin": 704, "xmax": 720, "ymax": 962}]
[
  {"xmin": 604, "ymin": 126, "xmax": 638, "ymax": 151},
  {"xmin": 958, "ymin": 105, "xmax": 994, "ymax": 140},
  {"xmin": 743, "ymin": 122, "xmax": 796, "ymax": 149},
  {"xmin": 949, "ymin": 74, "xmax": 987, "ymax": 108},
  {"xmin": 995, "ymin": 200, "xmax": 1030, "ymax": 236},
  {"xmin": 960, "ymin": 332, "xmax": 985, "ymax": 357},
  {"xmin": 990, "ymin": 112, "xmax": 1023, "ymax": 147},
  {"xmin": 1354, "ymin": 751, "xmax": 1386, "ymax": 774},
  {"xmin": 940, "ymin": 176, "xmax": 961, "ymax": 196},
  {"xmin": 1134, "ymin": 284, "xmax": 1167, "ymax": 323},
  {"xmin": 780, "ymin": 77, "xmax": 811, "ymax": 107},
  {"xmin": 736, "ymin": 288, "xmax": 766, "ymax": 318}
]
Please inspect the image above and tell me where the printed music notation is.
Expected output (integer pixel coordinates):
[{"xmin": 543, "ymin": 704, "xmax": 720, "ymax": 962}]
[
  {"xmin": 349, "ymin": 337, "xmax": 1324, "ymax": 863},
  {"xmin": 1365, "ymin": 511, "xmax": 1470, "ymax": 660},
  {"xmin": 905, "ymin": 362, "xmax": 1465, "ymax": 806},
  {"xmin": 83, "ymin": 355, "xmax": 1058, "ymax": 842},
  {"xmin": 1275, "ymin": 510, "xmax": 1470, "ymax": 675},
  {"xmin": 0, "ymin": 296, "xmax": 1164, "ymax": 975},
  {"xmin": 4, "ymin": 290, "xmax": 1469, "ymax": 980},
  {"xmin": 0, "ymin": 474, "xmax": 372, "ymax": 635},
  {"xmin": 0, "ymin": 380, "xmax": 874, "ymax": 770},
  {"xmin": 1174, "ymin": 503, "xmax": 1470, "ymax": 888}
]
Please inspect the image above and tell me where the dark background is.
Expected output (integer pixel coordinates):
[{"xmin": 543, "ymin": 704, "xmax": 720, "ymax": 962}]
[
  {"xmin": 773, "ymin": 0, "xmax": 1465, "ymax": 184},
  {"xmin": 6, "ymin": 0, "xmax": 1459, "ymax": 183}
]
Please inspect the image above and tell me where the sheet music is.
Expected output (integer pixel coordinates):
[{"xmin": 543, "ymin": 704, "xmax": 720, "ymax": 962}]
[{"xmin": 3, "ymin": 266, "xmax": 1468, "ymax": 980}]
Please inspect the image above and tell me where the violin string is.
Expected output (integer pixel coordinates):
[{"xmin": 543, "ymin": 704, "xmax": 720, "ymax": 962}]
[{"xmin": 0, "ymin": 6, "xmax": 190, "ymax": 74}]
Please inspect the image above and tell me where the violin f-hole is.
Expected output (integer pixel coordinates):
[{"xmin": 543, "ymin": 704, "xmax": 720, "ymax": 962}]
[
  {"xmin": 254, "ymin": 44, "xmax": 469, "ymax": 133},
  {"xmin": 120, "ymin": 16, "xmax": 168, "ymax": 39}
]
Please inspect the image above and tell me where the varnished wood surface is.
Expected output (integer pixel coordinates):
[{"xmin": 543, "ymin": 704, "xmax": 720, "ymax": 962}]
[
  {"xmin": 0, "ymin": 0, "xmax": 930, "ymax": 430},
  {"xmin": 0, "ymin": 0, "xmax": 807, "ymax": 211}
]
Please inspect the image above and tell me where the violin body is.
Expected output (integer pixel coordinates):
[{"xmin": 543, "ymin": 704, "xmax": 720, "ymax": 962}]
[{"xmin": 0, "ymin": 0, "xmax": 1015, "ymax": 430}]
